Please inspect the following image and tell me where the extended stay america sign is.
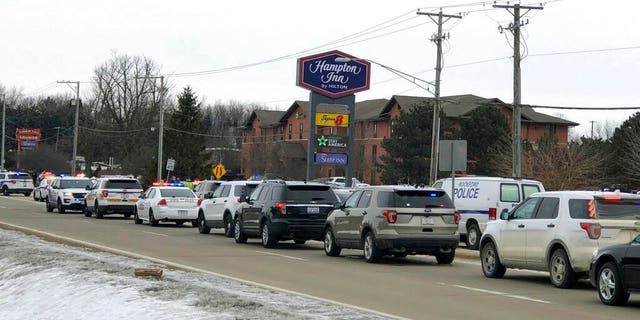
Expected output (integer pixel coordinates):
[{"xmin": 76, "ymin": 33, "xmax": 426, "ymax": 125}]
[{"xmin": 296, "ymin": 50, "xmax": 371, "ymax": 98}]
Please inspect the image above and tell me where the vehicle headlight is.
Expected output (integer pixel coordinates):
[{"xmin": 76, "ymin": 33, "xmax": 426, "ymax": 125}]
[{"xmin": 64, "ymin": 192, "xmax": 73, "ymax": 197}]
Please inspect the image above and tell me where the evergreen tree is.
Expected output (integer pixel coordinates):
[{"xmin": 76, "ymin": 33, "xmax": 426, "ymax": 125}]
[
  {"xmin": 460, "ymin": 106, "xmax": 511, "ymax": 175},
  {"xmin": 609, "ymin": 112, "xmax": 640, "ymax": 189},
  {"xmin": 378, "ymin": 102, "xmax": 456, "ymax": 185},
  {"xmin": 163, "ymin": 87, "xmax": 210, "ymax": 180}
]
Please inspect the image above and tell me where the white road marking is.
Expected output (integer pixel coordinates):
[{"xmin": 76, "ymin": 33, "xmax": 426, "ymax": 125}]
[
  {"xmin": 142, "ymin": 231, "xmax": 169, "ymax": 237},
  {"xmin": 256, "ymin": 250, "xmax": 308, "ymax": 261},
  {"xmin": 439, "ymin": 282, "xmax": 551, "ymax": 304}
]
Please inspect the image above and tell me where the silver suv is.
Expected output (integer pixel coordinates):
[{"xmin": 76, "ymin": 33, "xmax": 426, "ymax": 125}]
[
  {"xmin": 84, "ymin": 176, "xmax": 143, "ymax": 219},
  {"xmin": 323, "ymin": 186, "xmax": 460, "ymax": 263}
]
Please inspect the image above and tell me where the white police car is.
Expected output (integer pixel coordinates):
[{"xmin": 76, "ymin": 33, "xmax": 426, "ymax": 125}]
[
  {"xmin": 134, "ymin": 182, "xmax": 200, "ymax": 227},
  {"xmin": 0, "ymin": 171, "xmax": 35, "ymax": 196}
]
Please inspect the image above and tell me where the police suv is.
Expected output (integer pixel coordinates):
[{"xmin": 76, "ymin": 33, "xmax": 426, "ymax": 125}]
[
  {"xmin": 0, "ymin": 171, "xmax": 34, "ymax": 196},
  {"xmin": 433, "ymin": 176, "xmax": 544, "ymax": 250}
]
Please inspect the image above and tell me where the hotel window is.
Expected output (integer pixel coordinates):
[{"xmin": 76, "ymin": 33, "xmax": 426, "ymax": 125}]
[
  {"xmin": 299, "ymin": 123, "xmax": 303, "ymax": 139},
  {"xmin": 288, "ymin": 124, "xmax": 293, "ymax": 140},
  {"xmin": 373, "ymin": 121, "xmax": 378, "ymax": 138}
]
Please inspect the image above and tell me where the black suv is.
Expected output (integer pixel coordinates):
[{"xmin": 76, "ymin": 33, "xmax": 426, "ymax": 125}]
[{"xmin": 234, "ymin": 180, "xmax": 340, "ymax": 248}]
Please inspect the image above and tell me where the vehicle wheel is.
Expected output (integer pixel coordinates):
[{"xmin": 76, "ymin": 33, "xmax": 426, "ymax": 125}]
[
  {"xmin": 294, "ymin": 239, "xmax": 306, "ymax": 245},
  {"xmin": 133, "ymin": 208, "xmax": 142, "ymax": 224},
  {"xmin": 24, "ymin": 192, "xmax": 30, "ymax": 197},
  {"xmin": 549, "ymin": 248, "xmax": 577, "ymax": 288},
  {"xmin": 465, "ymin": 224, "xmax": 480, "ymax": 250},
  {"xmin": 598, "ymin": 261, "xmax": 630, "ymax": 306},
  {"xmin": 363, "ymin": 231, "xmax": 381, "ymax": 263},
  {"xmin": 83, "ymin": 205, "xmax": 92, "ymax": 217},
  {"xmin": 2, "ymin": 186, "xmax": 9, "ymax": 196},
  {"xmin": 57, "ymin": 199, "xmax": 66, "ymax": 214},
  {"xmin": 481, "ymin": 241, "xmax": 506, "ymax": 278},
  {"xmin": 149, "ymin": 210, "xmax": 159, "ymax": 227},
  {"xmin": 436, "ymin": 250, "xmax": 456, "ymax": 265},
  {"xmin": 323, "ymin": 228, "xmax": 341, "ymax": 257},
  {"xmin": 234, "ymin": 218, "xmax": 247, "ymax": 243},
  {"xmin": 261, "ymin": 221, "xmax": 278, "ymax": 248},
  {"xmin": 46, "ymin": 200, "xmax": 54, "ymax": 213},
  {"xmin": 95, "ymin": 201, "xmax": 104, "ymax": 219},
  {"xmin": 223, "ymin": 213, "xmax": 234, "ymax": 237},
  {"xmin": 197, "ymin": 212, "xmax": 210, "ymax": 234},
  {"xmin": 33, "ymin": 192, "xmax": 38, "ymax": 201}
]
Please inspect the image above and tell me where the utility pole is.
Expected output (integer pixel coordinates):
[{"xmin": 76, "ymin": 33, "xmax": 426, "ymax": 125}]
[
  {"xmin": 494, "ymin": 3, "xmax": 543, "ymax": 177},
  {"xmin": 58, "ymin": 81, "xmax": 81, "ymax": 175},
  {"xmin": 589, "ymin": 120, "xmax": 596, "ymax": 139},
  {"xmin": 1, "ymin": 94, "xmax": 5, "ymax": 170},
  {"xmin": 417, "ymin": 9, "xmax": 461, "ymax": 185},
  {"xmin": 53, "ymin": 126, "xmax": 61, "ymax": 152},
  {"xmin": 137, "ymin": 75, "xmax": 165, "ymax": 181}
]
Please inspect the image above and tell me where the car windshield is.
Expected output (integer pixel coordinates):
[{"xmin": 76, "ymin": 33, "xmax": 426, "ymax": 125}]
[
  {"xmin": 104, "ymin": 180, "xmax": 142, "ymax": 189},
  {"xmin": 285, "ymin": 185, "xmax": 338, "ymax": 203},
  {"xmin": 60, "ymin": 179, "xmax": 93, "ymax": 189},
  {"xmin": 595, "ymin": 198, "xmax": 640, "ymax": 219},
  {"xmin": 377, "ymin": 190, "xmax": 454, "ymax": 208},
  {"xmin": 9, "ymin": 173, "xmax": 32, "ymax": 180},
  {"xmin": 160, "ymin": 188, "xmax": 195, "ymax": 198}
]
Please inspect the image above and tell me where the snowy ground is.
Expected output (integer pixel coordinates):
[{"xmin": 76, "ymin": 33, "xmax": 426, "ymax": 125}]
[{"xmin": 0, "ymin": 229, "xmax": 391, "ymax": 320}]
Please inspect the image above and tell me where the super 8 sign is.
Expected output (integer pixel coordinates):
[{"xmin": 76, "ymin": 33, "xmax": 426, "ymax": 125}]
[{"xmin": 315, "ymin": 112, "xmax": 349, "ymax": 127}]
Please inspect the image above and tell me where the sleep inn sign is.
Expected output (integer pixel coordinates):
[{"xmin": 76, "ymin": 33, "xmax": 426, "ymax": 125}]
[{"xmin": 296, "ymin": 50, "xmax": 371, "ymax": 98}]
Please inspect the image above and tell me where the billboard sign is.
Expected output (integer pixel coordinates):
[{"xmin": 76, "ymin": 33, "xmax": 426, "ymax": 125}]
[
  {"xmin": 316, "ymin": 135, "xmax": 348, "ymax": 148},
  {"xmin": 315, "ymin": 112, "xmax": 349, "ymax": 127},
  {"xmin": 296, "ymin": 50, "xmax": 370, "ymax": 98},
  {"xmin": 314, "ymin": 152, "xmax": 348, "ymax": 165}
]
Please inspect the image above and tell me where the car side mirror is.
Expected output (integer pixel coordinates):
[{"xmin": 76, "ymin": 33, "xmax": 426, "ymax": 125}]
[
  {"xmin": 500, "ymin": 209, "xmax": 510, "ymax": 220},
  {"xmin": 204, "ymin": 192, "xmax": 213, "ymax": 199}
]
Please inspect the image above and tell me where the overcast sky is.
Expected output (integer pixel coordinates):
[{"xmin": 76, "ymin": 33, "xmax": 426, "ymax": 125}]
[{"xmin": 2, "ymin": 0, "xmax": 639, "ymax": 137}]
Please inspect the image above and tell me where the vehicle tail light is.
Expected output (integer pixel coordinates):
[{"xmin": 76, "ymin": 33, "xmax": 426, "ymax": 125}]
[
  {"xmin": 101, "ymin": 190, "xmax": 109, "ymax": 197},
  {"xmin": 157, "ymin": 199, "xmax": 168, "ymax": 206},
  {"xmin": 10, "ymin": 179, "xmax": 16, "ymax": 184},
  {"xmin": 488, "ymin": 208, "xmax": 497, "ymax": 220},
  {"xmin": 454, "ymin": 210, "xmax": 460, "ymax": 224},
  {"xmin": 383, "ymin": 210, "xmax": 397, "ymax": 224},
  {"xmin": 197, "ymin": 199, "xmax": 202, "ymax": 206},
  {"xmin": 580, "ymin": 222, "xmax": 601, "ymax": 239},
  {"xmin": 44, "ymin": 185, "xmax": 49, "ymax": 190},
  {"xmin": 275, "ymin": 202, "xmax": 287, "ymax": 216},
  {"xmin": 236, "ymin": 197, "xmax": 241, "ymax": 203}
]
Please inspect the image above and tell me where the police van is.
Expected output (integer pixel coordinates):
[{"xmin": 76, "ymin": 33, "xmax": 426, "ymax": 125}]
[{"xmin": 433, "ymin": 176, "xmax": 544, "ymax": 250}]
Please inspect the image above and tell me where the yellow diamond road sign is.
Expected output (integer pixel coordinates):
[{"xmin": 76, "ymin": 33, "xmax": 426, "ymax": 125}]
[{"xmin": 212, "ymin": 163, "xmax": 226, "ymax": 180}]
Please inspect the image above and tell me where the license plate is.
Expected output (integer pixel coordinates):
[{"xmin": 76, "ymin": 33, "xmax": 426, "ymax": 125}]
[
  {"xmin": 178, "ymin": 210, "xmax": 188, "ymax": 215},
  {"xmin": 307, "ymin": 207, "xmax": 320, "ymax": 214},
  {"xmin": 421, "ymin": 217, "xmax": 434, "ymax": 225}
]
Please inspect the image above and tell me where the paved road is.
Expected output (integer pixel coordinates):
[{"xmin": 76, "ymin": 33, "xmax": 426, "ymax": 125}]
[{"xmin": 1, "ymin": 195, "xmax": 638, "ymax": 319}]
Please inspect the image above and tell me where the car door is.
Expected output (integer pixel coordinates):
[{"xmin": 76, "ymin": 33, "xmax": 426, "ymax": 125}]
[
  {"xmin": 204, "ymin": 184, "xmax": 228, "ymax": 220},
  {"xmin": 137, "ymin": 188, "xmax": 155, "ymax": 220},
  {"xmin": 48, "ymin": 179, "xmax": 60, "ymax": 203},
  {"xmin": 623, "ymin": 235, "xmax": 640, "ymax": 289},
  {"xmin": 242, "ymin": 185, "xmax": 268, "ymax": 234},
  {"xmin": 332, "ymin": 190, "xmax": 363, "ymax": 246},
  {"xmin": 525, "ymin": 197, "xmax": 560, "ymax": 270},
  {"xmin": 498, "ymin": 196, "xmax": 542, "ymax": 267}
]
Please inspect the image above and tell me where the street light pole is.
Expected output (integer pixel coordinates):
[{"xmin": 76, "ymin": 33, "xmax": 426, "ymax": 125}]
[
  {"xmin": 1, "ymin": 94, "xmax": 5, "ymax": 170},
  {"xmin": 57, "ymin": 81, "xmax": 81, "ymax": 174}
]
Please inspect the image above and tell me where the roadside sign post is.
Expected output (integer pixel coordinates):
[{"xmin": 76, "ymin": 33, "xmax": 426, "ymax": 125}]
[
  {"xmin": 165, "ymin": 158, "xmax": 175, "ymax": 182},
  {"xmin": 438, "ymin": 140, "xmax": 467, "ymax": 206},
  {"xmin": 212, "ymin": 163, "xmax": 226, "ymax": 180}
]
